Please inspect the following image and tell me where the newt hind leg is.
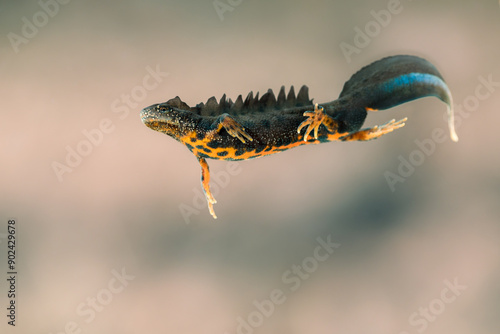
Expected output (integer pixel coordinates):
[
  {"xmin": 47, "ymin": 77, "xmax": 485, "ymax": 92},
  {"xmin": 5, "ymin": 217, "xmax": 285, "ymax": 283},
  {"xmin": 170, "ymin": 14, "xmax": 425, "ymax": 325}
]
[
  {"xmin": 297, "ymin": 103, "xmax": 339, "ymax": 141},
  {"xmin": 340, "ymin": 118, "xmax": 407, "ymax": 141},
  {"xmin": 198, "ymin": 157, "xmax": 217, "ymax": 219}
]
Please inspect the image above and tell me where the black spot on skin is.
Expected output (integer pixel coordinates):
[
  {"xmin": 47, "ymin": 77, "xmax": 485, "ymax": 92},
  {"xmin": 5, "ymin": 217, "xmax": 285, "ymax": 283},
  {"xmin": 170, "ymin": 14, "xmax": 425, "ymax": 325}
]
[
  {"xmin": 280, "ymin": 136, "xmax": 292, "ymax": 146},
  {"xmin": 198, "ymin": 152, "xmax": 209, "ymax": 158},
  {"xmin": 254, "ymin": 146, "xmax": 265, "ymax": 154},
  {"xmin": 217, "ymin": 151, "xmax": 229, "ymax": 157},
  {"xmin": 202, "ymin": 147, "xmax": 212, "ymax": 153},
  {"xmin": 196, "ymin": 145, "xmax": 204, "ymax": 149},
  {"xmin": 190, "ymin": 138, "xmax": 197, "ymax": 143},
  {"xmin": 235, "ymin": 148, "xmax": 246, "ymax": 156},
  {"xmin": 196, "ymin": 132, "xmax": 205, "ymax": 140},
  {"xmin": 186, "ymin": 143, "xmax": 194, "ymax": 151},
  {"xmin": 264, "ymin": 146, "xmax": 273, "ymax": 152},
  {"xmin": 207, "ymin": 140, "xmax": 221, "ymax": 149}
]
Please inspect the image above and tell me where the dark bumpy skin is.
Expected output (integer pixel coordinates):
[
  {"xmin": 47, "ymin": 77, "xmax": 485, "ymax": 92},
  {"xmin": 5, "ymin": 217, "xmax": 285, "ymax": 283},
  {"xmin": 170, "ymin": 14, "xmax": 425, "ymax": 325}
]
[{"xmin": 140, "ymin": 55, "xmax": 458, "ymax": 218}]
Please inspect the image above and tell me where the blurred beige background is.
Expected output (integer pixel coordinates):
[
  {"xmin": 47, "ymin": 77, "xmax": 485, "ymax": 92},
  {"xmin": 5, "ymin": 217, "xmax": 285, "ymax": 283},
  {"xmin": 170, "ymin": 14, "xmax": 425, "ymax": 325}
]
[{"xmin": 1, "ymin": 0, "xmax": 499, "ymax": 333}]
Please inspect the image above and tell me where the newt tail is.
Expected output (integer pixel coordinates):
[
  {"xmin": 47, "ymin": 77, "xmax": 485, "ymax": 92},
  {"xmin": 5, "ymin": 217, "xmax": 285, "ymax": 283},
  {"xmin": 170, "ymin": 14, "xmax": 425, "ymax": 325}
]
[{"xmin": 140, "ymin": 55, "xmax": 457, "ymax": 219}]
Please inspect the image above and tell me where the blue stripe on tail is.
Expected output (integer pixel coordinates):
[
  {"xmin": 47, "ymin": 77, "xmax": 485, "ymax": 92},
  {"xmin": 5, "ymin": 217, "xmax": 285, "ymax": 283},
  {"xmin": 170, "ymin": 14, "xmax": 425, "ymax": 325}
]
[
  {"xmin": 381, "ymin": 73, "xmax": 451, "ymax": 101},
  {"xmin": 379, "ymin": 72, "xmax": 457, "ymax": 142}
]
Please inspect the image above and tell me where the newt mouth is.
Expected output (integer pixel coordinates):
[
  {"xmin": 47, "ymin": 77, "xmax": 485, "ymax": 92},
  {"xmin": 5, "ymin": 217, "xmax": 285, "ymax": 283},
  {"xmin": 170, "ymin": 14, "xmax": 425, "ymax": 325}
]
[{"xmin": 140, "ymin": 105, "xmax": 181, "ymax": 136}]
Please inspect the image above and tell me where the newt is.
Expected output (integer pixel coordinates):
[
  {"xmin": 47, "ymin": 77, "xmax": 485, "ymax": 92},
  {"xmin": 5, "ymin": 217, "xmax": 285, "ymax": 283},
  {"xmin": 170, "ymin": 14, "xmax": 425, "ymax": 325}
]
[{"xmin": 140, "ymin": 55, "xmax": 458, "ymax": 219}]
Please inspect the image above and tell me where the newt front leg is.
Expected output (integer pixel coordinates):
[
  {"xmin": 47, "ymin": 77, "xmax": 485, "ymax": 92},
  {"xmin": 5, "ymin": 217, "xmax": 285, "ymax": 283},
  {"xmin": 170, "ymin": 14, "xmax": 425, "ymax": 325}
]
[
  {"xmin": 198, "ymin": 157, "xmax": 217, "ymax": 219},
  {"xmin": 207, "ymin": 113, "xmax": 253, "ymax": 143},
  {"xmin": 199, "ymin": 114, "xmax": 253, "ymax": 219}
]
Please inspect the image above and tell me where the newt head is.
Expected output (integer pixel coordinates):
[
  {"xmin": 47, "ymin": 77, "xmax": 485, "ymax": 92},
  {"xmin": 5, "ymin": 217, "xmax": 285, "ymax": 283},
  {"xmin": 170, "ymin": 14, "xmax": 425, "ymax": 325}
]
[{"xmin": 140, "ymin": 97, "xmax": 199, "ymax": 141}]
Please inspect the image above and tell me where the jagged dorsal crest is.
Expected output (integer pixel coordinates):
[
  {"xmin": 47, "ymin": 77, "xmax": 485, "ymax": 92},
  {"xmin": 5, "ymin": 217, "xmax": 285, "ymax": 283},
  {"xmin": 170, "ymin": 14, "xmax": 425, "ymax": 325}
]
[{"xmin": 165, "ymin": 85, "xmax": 313, "ymax": 117}]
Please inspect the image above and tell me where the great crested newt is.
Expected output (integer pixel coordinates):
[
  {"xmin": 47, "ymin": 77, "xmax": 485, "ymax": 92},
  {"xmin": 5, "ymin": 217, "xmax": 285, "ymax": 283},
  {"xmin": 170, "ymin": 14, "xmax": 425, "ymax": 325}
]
[{"xmin": 140, "ymin": 55, "xmax": 458, "ymax": 219}]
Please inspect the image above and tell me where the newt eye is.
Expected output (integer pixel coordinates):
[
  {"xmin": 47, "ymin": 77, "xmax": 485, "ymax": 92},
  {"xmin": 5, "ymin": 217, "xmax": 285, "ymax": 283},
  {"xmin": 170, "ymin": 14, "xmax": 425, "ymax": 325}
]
[{"xmin": 156, "ymin": 105, "xmax": 170, "ymax": 112}]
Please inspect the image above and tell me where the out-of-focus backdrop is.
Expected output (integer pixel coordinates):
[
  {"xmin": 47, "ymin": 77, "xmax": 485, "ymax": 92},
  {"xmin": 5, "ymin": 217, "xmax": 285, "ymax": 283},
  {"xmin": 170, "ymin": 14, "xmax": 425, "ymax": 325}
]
[{"xmin": 1, "ymin": 1, "xmax": 499, "ymax": 333}]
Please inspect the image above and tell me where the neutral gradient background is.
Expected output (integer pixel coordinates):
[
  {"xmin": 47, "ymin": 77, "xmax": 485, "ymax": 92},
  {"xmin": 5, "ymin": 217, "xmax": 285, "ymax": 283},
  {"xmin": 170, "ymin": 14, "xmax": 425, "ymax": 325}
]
[{"xmin": 1, "ymin": 0, "xmax": 499, "ymax": 333}]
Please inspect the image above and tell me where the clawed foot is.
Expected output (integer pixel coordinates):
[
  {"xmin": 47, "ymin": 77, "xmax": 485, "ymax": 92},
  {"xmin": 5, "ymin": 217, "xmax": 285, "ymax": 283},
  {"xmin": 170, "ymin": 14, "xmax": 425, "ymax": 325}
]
[
  {"xmin": 205, "ymin": 192, "xmax": 217, "ymax": 219},
  {"xmin": 297, "ymin": 104, "xmax": 337, "ymax": 141},
  {"xmin": 340, "ymin": 118, "xmax": 407, "ymax": 141},
  {"xmin": 215, "ymin": 114, "xmax": 253, "ymax": 144}
]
